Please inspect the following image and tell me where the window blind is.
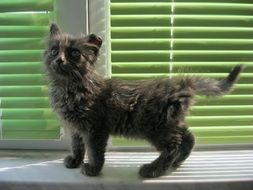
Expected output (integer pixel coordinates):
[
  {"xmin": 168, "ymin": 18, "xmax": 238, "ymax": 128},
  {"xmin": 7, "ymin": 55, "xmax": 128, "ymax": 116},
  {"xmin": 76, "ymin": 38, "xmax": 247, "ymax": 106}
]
[
  {"xmin": 110, "ymin": 0, "xmax": 253, "ymax": 145},
  {"xmin": 0, "ymin": 0, "xmax": 60, "ymax": 140}
]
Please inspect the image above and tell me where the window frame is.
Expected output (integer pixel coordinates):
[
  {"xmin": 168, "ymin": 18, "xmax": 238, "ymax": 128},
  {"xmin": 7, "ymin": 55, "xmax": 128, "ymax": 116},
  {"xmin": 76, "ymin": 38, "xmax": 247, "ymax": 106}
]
[{"xmin": 1, "ymin": 0, "xmax": 252, "ymax": 150}]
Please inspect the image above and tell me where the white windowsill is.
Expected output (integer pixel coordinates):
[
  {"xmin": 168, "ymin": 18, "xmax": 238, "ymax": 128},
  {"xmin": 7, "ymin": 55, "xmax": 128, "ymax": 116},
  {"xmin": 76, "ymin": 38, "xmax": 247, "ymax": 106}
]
[{"xmin": 0, "ymin": 149, "xmax": 253, "ymax": 190}]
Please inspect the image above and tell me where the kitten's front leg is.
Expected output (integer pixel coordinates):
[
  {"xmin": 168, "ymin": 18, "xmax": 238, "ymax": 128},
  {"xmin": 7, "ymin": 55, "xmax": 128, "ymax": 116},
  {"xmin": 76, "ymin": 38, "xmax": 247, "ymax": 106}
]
[
  {"xmin": 64, "ymin": 133, "xmax": 85, "ymax": 168},
  {"xmin": 81, "ymin": 132, "xmax": 109, "ymax": 176}
]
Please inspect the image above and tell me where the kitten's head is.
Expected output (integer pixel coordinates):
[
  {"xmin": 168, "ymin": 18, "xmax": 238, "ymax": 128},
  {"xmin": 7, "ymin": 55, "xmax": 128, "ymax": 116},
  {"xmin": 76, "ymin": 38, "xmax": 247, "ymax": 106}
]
[{"xmin": 44, "ymin": 23, "xmax": 102, "ymax": 79}]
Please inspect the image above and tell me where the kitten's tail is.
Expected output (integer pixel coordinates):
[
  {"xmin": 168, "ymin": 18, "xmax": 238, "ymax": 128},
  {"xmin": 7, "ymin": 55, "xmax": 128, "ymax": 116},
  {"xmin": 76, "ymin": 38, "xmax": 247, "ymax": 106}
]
[{"xmin": 191, "ymin": 65, "xmax": 244, "ymax": 96}]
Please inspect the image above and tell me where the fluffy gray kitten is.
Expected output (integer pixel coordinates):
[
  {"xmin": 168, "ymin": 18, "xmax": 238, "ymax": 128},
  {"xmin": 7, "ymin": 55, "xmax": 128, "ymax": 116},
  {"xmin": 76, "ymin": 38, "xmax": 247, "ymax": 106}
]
[{"xmin": 43, "ymin": 24, "xmax": 243, "ymax": 178}]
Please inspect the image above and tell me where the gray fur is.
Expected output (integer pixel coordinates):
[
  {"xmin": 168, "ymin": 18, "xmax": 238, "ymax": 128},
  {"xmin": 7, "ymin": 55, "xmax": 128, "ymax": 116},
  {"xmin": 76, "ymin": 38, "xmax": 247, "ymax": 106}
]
[{"xmin": 43, "ymin": 24, "xmax": 243, "ymax": 178}]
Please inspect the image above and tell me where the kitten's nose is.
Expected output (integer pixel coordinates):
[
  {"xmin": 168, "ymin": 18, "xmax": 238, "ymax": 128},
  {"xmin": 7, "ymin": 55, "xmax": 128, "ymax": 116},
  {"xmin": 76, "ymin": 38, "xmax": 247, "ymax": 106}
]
[
  {"xmin": 56, "ymin": 54, "xmax": 65, "ymax": 65},
  {"xmin": 56, "ymin": 58, "xmax": 63, "ymax": 65},
  {"xmin": 88, "ymin": 34, "xmax": 102, "ymax": 47}
]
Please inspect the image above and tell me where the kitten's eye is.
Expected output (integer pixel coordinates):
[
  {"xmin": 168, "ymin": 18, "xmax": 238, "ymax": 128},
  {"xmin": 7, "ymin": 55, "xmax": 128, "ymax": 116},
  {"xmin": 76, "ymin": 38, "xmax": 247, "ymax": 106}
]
[
  {"xmin": 70, "ymin": 49, "xmax": 81, "ymax": 58},
  {"xmin": 50, "ymin": 48, "xmax": 58, "ymax": 56}
]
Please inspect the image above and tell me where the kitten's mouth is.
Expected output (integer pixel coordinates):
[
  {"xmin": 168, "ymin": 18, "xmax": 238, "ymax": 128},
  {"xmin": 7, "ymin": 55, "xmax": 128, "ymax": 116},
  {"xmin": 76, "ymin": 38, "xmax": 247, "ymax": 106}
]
[{"xmin": 50, "ymin": 62, "xmax": 70, "ymax": 75}]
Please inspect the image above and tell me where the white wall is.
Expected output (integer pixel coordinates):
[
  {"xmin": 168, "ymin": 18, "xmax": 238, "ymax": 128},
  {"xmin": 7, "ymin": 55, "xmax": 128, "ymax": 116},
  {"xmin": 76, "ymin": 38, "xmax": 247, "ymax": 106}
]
[
  {"xmin": 89, "ymin": 0, "xmax": 110, "ymax": 78},
  {"xmin": 55, "ymin": 0, "xmax": 88, "ymax": 36}
]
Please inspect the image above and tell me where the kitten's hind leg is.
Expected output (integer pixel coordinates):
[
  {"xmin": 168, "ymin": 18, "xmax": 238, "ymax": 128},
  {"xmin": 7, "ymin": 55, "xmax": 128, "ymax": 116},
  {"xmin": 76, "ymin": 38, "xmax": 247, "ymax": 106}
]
[
  {"xmin": 172, "ymin": 129, "xmax": 195, "ymax": 168},
  {"xmin": 64, "ymin": 133, "xmax": 85, "ymax": 168},
  {"xmin": 139, "ymin": 128, "xmax": 184, "ymax": 178}
]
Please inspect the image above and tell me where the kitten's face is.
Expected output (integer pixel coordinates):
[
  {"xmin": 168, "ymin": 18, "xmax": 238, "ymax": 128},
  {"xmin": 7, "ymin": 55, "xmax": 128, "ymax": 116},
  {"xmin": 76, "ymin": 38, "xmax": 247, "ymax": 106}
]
[{"xmin": 44, "ymin": 24, "xmax": 102, "ymax": 79}]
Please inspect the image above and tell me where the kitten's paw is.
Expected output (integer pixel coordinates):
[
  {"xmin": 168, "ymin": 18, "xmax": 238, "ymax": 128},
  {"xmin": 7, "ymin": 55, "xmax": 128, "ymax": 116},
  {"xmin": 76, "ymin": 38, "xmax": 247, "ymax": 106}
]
[
  {"xmin": 139, "ymin": 164, "xmax": 164, "ymax": 178},
  {"xmin": 64, "ymin": 155, "xmax": 82, "ymax": 168},
  {"xmin": 81, "ymin": 163, "xmax": 101, "ymax": 177}
]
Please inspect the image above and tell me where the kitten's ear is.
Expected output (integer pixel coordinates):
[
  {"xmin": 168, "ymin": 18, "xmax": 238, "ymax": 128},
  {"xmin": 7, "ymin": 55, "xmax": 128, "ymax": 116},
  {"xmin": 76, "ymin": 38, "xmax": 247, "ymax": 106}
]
[
  {"xmin": 50, "ymin": 23, "xmax": 61, "ymax": 37},
  {"xmin": 83, "ymin": 34, "xmax": 103, "ymax": 47}
]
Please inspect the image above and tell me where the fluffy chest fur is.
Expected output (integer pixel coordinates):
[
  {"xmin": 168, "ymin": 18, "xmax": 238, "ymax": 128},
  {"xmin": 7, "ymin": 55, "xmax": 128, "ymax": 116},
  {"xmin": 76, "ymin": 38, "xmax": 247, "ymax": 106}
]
[{"xmin": 49, "ymin": 80, "xmax": 101, "ymax": 128}]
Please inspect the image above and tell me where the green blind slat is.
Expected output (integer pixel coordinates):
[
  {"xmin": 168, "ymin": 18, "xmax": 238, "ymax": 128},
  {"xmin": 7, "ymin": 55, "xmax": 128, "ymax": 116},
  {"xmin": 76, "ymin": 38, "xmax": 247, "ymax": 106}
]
[
  {"xmin": 112, "ymin": 50, "xmax": 170, "ymax": 62},
  {"xmin": 111, "ymin": 15, "xmax": 172, "ymax": 27},
  {"xmin": 0, "ymin": 26, "xmax": 47, "ymax": 38},
  {"xmin": 2, "ymin": 120, "xmax": 58, "ymax": 130},
  {"xmin": 111, "ymin": 15, "xmax": 253, "ymax": 27},
  {"xmin": 0, "ymin": 50, "xmax": 43, "ymax": 62},
  {"xmin": 0, "ymin": 62, "xmax": 42, "ymax": 74},
  {"xmin": 0, "ymin": 74, "xmax": 45, "ymax": 85},
  {"xmin": 1, "ymin": 109, "xmax": 55, "ymax": 119},
  {"xmin": 2, "ymin": 119, "xmax": 60, "ymax": 138},
  {"xmin": 174, "ymin": 27, "xmax": 253, "ymax": 38},
  {"xmin": 112, "ymin": 137, "xmax": 147, "ymax": 146},
  {"xmin": 0, "ymin": 38, "xmax": 44, "ymax": 50},
  {"xmin": 173, "ymin": 50, "xmax": 253, "ymax": 62},
  {"xmin": 196, "ymin": 136, "xmax": 253, "ymax": 144},
  {"xmin": 0, "ymin": 0, "xmax": 53, "ymax": 12},
  {"xmin": 111, "ymin": 3, "xmax": 253, "ymax": 15},
  {"xmin": 112, "ymin": 39, "xmax": 253, "ymax": 50},
  {"xmin": 189, "ymin": 126, "xmax": 253, "ymax": 144},
  {"xmin": 0, "ymin": 13, "xmax": 52, "ymax": 25},
  {"xmin": 112, "ymin": 27, "xmax": 253, "ymax": 39},
  {"xmin": 112, "ymin": 39, "xmax": 172, "ymax": 50},
  {"xmin": 191, "ymin": 126, "xmax": 253, "ymax": 137},
  {"xmin": 0, "ymin": 86, "xmax": 48, "ymax": 97},
  {"xmin": 2, "ymin": 131, "xmax": 59, "ymax": 140},
  {"xmin": 0, "ymin": 97, "xmax": 50, "ymax": 108},
  {"xmin": 173, "ymin": 51, "xmax": 253, "ymax": 61},
  {"xmin": 112, "ymin": 50, "xmax": 253, "ymax": 62},
  {"xmin": 172, "ymin": 62, "xmax": 253, "ymax": 73},
  {"xmin": 191, "ymin": 106, "xmax": 253, "ymax": 116},
  {"xmin": 196, "ymin": 95, "xmax": 253, "ymax": 106},
  {"xmin": 231, "ymin": 84, "xmax": 253, "ymax": 94},
  {"xmin": 174, "ymin": 15, "xmax": 253, "ymax": 27},
  {"xmin": 174, "ymin": 3, "xmax": 253, "ymax": 15},
  {"xmin": 187, "ymin": 116, "xmax": 253, "ymax": 126},
  {"xmin": 111, "ymin": 3, "xmax": 172, "ymax": 15}
]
